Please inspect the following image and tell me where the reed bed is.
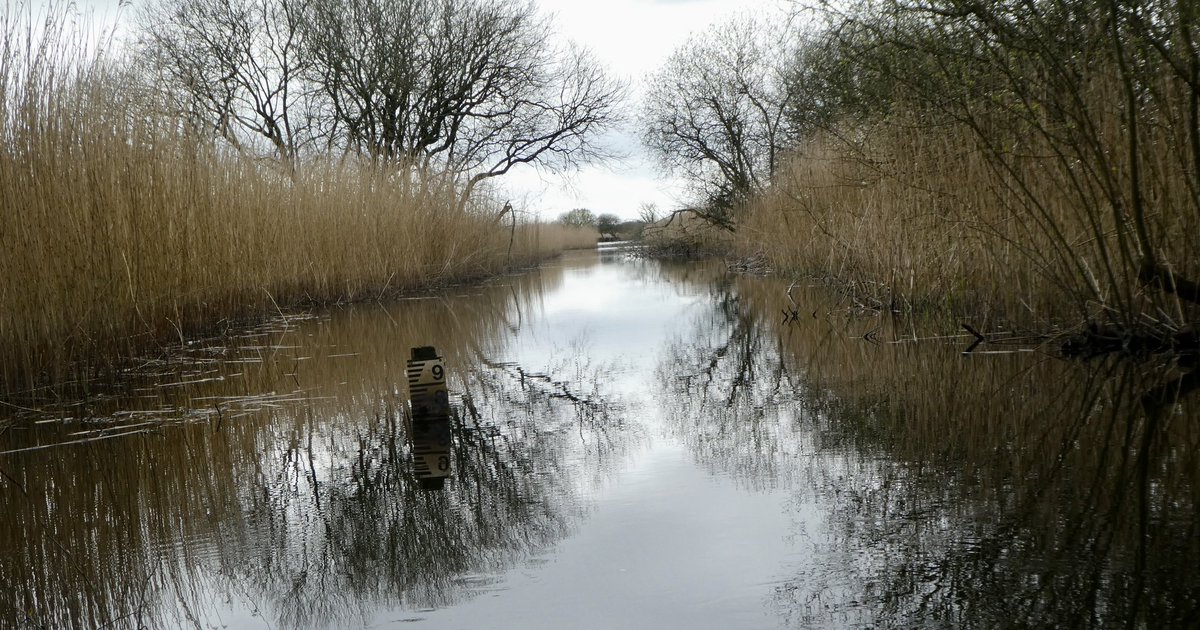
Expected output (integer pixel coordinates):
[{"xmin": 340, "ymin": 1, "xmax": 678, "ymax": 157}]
[
  {"xmin": 738, "ymin": 67, "xmax": 1200, "ymax": 337},
  {"xmin": 512, "ymin": 222, "xmax": 600, "ymax": 257},
  {"xmin": 739, "ymin": 122, "xmax": 1029, "ymax": 324},
  {"xmin": 0, "ymin": 8, "xmax": 587, "ymax": 395},
  {"xmin": 641, "ymin": 210, "xmax": 735, "ymax": 258}
]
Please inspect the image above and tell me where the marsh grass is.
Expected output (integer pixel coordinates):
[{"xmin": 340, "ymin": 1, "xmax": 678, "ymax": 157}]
[
  {"xmin": 0, "ymin": 7, "xmax": 591, "ymax": 395},
  {"xmin": 641, "ymin": 210, "xmax": 734, "ymax": 258},
  {"xmin": 513, "ymin": 222, "xmax": 599, "ymax": 256},
  {"xmin": 740, "ymin": 123, "xmax": 1033, "ymax": 325},
  {"xmin": 738, "ymin": 33, "xmax": 1200, "ymax": 341}
]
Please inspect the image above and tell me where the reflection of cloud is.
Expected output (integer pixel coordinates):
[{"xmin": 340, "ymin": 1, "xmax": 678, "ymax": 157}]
[
  {"xmin": 0, "ymin": 264, "xmax": 585, "ymax": 629},
  {"xmin": 513, "ymin": 257, "xmax": 707, "ymax": 379}
]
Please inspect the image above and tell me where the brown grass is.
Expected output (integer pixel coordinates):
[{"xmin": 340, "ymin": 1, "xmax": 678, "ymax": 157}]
[
  {"xmin": 513, "ymin": 222, "xmax": 599, "ymax": 256},
  {"xmin": 0, "ymin": 7, "xmax": 589, "ymax": 394},
  {"xmin": 738, "ymin": 72, "xmax": 1200, "ymax": 332},
  {"xmin": 642, "ymin": 210, "xmax": 734, "ymax": 257},
  {"xmin": 739, "ymin": 122, "xmax": 1023, "ymax": 323}
]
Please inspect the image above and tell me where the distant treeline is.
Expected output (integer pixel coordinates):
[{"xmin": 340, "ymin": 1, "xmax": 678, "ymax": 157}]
[{"xmin": 641, "ymin": 0, "xmax": 1200, "ymax": 339}]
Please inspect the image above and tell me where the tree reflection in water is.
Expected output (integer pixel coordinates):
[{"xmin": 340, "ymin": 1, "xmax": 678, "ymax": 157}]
[
  {"xmin": 0, "ymin": 263, "xmax": 635, "ymax": 630},
  {"xmin": 231, "ymin": 354, "xmax": 627, "ymax": 629},
  {"xmin": 656, "ymin": 268, "xmax": 1200, "ymax": 628},
  {"xmin": 656, "ymin": 273, "xmax": 808, "ymax": 491},
  {"xmin": 2, "ymin": 255, "xmax": 1197, "ymax": 628}
]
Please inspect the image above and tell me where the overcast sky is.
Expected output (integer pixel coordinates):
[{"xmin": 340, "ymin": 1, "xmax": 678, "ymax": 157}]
[
  {"xmin": 38, "ymin": 0, "xmax": 791, "ymax": 220},
  {"xmin": 509, "ymin": 0, "xmax": 789, "ymax": 221}
]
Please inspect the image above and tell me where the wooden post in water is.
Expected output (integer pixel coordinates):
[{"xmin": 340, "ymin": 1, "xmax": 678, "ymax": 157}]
[{"xmin": 406, "ymin": 346, "xmax": 451, "ymax": 490}]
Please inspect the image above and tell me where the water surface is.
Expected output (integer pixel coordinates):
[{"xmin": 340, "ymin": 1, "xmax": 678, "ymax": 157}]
[{"xmin": 1, "ymin": 249, "xmax": 1197, "ymax": 628}]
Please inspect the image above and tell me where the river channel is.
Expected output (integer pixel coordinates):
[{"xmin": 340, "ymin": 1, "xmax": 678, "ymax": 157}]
[{"xmin": 2, "ymin": 248, "xmax": 1198, "ymax": 628}]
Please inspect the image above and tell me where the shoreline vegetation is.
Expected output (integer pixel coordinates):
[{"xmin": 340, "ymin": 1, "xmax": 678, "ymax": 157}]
[
  {"xmin": 0, "ymin": 5, "xmax": 599, "ymax": 397},
  {"xmin": 639, "ymin": 1, "xmax": 1200, "ymax": 359}
]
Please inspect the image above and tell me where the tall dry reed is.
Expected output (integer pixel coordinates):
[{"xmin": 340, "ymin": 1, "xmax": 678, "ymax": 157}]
[
  {"xmin": 0, "ymin": 6, "xmax": 588, "ymax": 394},
  {"xmin": 740, "ymin": 121, "xmax": 1035, "ymax": 325},
  {"xmin": 739, "ymin": 8, "xmax": 1200, "ymax": 335},
  {"xmin": 740, "ymin": 93, "xmax": 1200, "ymax": 331}
]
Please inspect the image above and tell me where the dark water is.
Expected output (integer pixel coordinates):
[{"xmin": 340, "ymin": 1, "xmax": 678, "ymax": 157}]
[{"xmin": 1, "ymin": 250, "xmax": 1197, "ymax": 628}]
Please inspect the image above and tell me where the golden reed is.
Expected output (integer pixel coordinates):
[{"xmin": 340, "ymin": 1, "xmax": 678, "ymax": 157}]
[{"xmin": 0, "ymin": 7, "xmax": 595, "ymax": 394}]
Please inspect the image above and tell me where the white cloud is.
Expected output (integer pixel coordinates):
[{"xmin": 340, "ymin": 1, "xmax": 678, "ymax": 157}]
[{"xmin": 503, "ymin": 0, "xmax": 787, "ymax": 220}]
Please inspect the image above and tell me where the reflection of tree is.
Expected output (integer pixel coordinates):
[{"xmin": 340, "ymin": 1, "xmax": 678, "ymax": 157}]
[
  {"xmin": 464, "ymin": 352, "xmax": 635, "ymax": 487},
  {"xmin": 216, "ymin": 378, "xmax": 595, "ymax": 629},
  {"xmin": 655, "ymin": 275, "xmax": 807, "ymax": 490},
  {"xmin": 655, "ymin": 266, "xmax": 1200, "ymax": 627},
  {"xmin": 0, "ymin": 260, "xmax": 638, "ymax": 629},
  {"xmin": 225, "ymin": 353, "xmax": 632, "ymax": 628}
]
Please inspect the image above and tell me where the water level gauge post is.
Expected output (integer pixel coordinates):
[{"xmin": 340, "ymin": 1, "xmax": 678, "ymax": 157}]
[{"xmin": 406, "ymin": 346, "xmax": 451, "ymax": 490}]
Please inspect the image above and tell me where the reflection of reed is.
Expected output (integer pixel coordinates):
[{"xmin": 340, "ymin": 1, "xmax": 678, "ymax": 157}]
[
  {"xmin": 0, "ymin": 261, "xmax": 640, "ymax": 629},
  {"xmin": 783, "ymin": 358, "xmax": 1200, "ymax": 628},
  {"xmin": 765, "ymin": 285, "xmax": 1200, "ymax": 628},
  {"xmin": 653, "ymin": 265, "xmax": 1200, "ymax": 628}
]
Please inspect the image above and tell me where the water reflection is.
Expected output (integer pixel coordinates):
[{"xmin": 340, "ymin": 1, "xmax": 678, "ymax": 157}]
[
  {"xmin": 2, "ymin": 253, "xmax": 1197, "ymax": 628},
  {"xmin": 785, "ymin": 357, "xmax": 1200, "ymax": 628},
  {"xmin": 655, "ymin": 270, "xmax": 807, "ymax": 491},
  {"xmin": 0, "ymin": 262, "xmax": 635, "ymax": 629},
  {"xmin": 657, "ymin": 266, "xmax": 1200, "ymax": 627}
]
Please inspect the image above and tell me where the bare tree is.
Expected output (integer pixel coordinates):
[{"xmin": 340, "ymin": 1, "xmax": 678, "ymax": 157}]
[
  {"xmin": 819, "ymin": 0, "xmax": 1200, "ymax": 318},
  {"xmin": 558, "ymin": 208, "xmax": 596, "ymax": 227},
  {"xmin": 596, "ymin": 213, "xmax": 620, "ymax": 239},
  {"xmin": 302, "ymin": 0, "xmax": 625, "ymax": 209},
  {"xmin": 133, "ymin": 0, "xmax": 623, "ymax": 208},
  {"xmin": 637, "ymin": 202, "xmax": 659, "ymax": 224},
  {"xmin": 640, "ymin": 15, "xmax": 797, "ymax": 226},
  {"xmin": 135, "ymin": 0, "xmax": 317, "ymax": 173}
]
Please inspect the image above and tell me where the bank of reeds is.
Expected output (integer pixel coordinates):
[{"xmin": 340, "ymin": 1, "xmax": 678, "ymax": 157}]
[
  {"xmin": 641, "ymin": 210, "xmax": 734, "ymax": 258},
  {"xmin": 0, "ymin": 9, "xmax": 593, "ymax": 395},
  {"xmin": 733, "ymin": 4, "xmax": 1200, "ymax": 347},
  {"xmin": 740, "ymin": 102, "xmax": 1200, "ymax": 337},
  {"xmin": 739, "ymin": 122, "xmax": 1044, "ymax": 325}
]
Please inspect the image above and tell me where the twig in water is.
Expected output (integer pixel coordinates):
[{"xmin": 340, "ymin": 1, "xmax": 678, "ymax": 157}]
[
  {"xmin": 962, "ymin": 323, "xmax": 987, "ymax": 353},
  {"xmin": 376, "ymin": 271, "xmax": 397, "ymax": 302}
]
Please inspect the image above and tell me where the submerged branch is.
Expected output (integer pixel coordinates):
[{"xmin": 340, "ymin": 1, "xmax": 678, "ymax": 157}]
[{"xmin": 1138, "ymin": 260, "xmax": 1200, "ymax": 305}]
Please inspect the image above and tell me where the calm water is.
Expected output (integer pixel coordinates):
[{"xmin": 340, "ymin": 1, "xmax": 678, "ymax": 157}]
[{"xmin": 1, "ymin": 249, "xmax": 1197, "ymax": 628}]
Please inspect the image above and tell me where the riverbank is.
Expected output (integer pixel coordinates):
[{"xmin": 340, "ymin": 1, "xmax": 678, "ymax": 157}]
[
  {"xmin": 731, "ymin": 120, "xmax": 1199, "ymax": 354},
  {"xmin": 0, "ymin": 130, "xmax": 595, "ymax": 395},
  {"xmin": 0, "ymin": 13, "xmax": 596, "ymax": 396},
  {"xmin": 639, "ymin": 2, "xmax": 1199, "ymax": 351}
]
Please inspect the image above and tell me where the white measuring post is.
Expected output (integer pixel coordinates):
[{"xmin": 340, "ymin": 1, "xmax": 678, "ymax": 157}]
[{"xmin": 406, "ymin": 346, "xmax": 451, "ymax": 489}]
